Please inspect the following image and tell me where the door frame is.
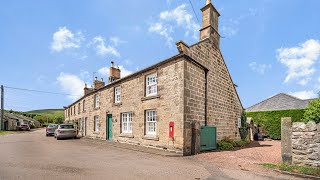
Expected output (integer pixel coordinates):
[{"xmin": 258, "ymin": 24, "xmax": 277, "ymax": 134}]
[{"xmin": 106, "ymin": 114, "xmax": 112, "ymax": 140}]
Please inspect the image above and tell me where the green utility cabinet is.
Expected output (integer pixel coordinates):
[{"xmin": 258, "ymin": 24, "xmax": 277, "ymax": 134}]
[{"xmin": 200, "ymin": 126, "xmax": 217, "ymax": 151}]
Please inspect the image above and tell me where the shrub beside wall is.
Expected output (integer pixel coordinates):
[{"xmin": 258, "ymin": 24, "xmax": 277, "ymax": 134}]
[{"xmin": 246, "ymin": 109, "xmax": 306, "ymax": 140}]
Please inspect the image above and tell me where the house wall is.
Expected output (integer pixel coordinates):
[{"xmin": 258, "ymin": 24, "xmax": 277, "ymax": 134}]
[
  {"xmin": 65, "ymin": 58, "xmax": 185, "ymax": 153},
  {"xmin": 186, "ymin": 39, "xmax": 243, "ymax": 140}
]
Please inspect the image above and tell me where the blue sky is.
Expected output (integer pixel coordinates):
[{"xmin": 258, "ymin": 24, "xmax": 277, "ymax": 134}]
[{"xmin": 1, "ymin": 0, "xmax": 320, "ymax": 111}]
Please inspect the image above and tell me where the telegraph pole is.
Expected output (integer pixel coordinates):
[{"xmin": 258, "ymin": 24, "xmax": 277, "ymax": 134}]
[{"xmin": 1, "ymin": 85, "xmax": 4, "ymax": 130}]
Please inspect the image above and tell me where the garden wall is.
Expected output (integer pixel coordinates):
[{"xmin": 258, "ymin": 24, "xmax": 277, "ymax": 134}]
[{"xmin": 292, "ymin": 121, "xmax": 320, "ymax": 167}]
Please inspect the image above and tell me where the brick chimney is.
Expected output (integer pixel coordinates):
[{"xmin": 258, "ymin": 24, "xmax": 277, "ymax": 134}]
[
  {"xmin": 94, "ymin": 77, "xmax": 105, "ymax": 89},
  {"xmin": 84, "ymin": 83, "xmax": 93, "ymax": 96},
  {"xmin": 200, "ymin": 0, "xmax": 221, "ymax": 47},
  {"xmin": 108, "ymin": 61, "xmax": 121, "ymax": 83}
]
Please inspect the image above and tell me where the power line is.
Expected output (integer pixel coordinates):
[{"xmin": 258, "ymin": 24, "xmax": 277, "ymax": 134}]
[
  {"xmin": 3, "ymin": 86, "xmax": 81, "ymax": 97},
  {"xmin": 188, "ymin": 0, "xmax": 201, "ymax": 26}
]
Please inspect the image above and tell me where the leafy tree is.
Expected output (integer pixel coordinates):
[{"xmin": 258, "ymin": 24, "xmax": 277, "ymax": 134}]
[
  {"xmin": 304, "ymin": 99, "xmax": 320, "ymax": 123},
  {"xmin": 54, "ymin": 116, "xmax": 64, "ymax": 124}
]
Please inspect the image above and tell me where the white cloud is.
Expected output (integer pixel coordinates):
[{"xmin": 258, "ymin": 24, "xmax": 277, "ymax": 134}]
[
  {"xmin": 249, "ymin": 62, "xmax": 272, "ymax": 75},
  {"xmin": 57, "ymin": 73, "xmax": 84, "ymax": 101},
  {"xmin": 110, "ymin": 36, "xmax": 126, "ymax": 47},
  {"xmin": 148, "ymin": 4, "xmax": 200, "ymax": 47},
  {"xmin": 98, "ymin": 67, "xmax": 109, "ymax": 77},
  {"xmin": 119, "ymin": 65, "xmax": 133, "ymax": 77},
  {"xmin": 51, "ymin": 27, "xmax": 84, "ymax": 52},
  {"xmin": 91, "ymin": 36, "xmax": 120, "ymax": 57},
  {"xmin": 148, "ymin": 23, "xmax": 173, "ymax": 46},
  {"xmin": 98, "ymin": 65, "xmax": 133, "ymax": 78},
  {"xmin": 277, "ymin": 39, "xmax": 320, "ymax": 85},
  {"xmin": 289, "ymin": 90, "xmax": 318, "ymax": 100},
  {"xmin": 221, "ymin": 26, "xmax": 239, "ymax": 37}
]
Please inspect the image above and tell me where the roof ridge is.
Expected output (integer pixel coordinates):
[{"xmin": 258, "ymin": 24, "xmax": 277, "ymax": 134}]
[{"xmin": 246, "ymin": 92, "xmax": 306, "ymax": 110}]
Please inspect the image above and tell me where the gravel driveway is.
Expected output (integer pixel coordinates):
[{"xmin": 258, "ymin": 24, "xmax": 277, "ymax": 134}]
[{"xmin": 196, "ymin": 140, "xmax": 283, "ymax": 174}]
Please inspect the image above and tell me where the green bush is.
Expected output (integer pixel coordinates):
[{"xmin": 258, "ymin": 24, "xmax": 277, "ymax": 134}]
[
  {"xmin": 217, "ymin": 141, "xmax": 234, "ymax": 150},
  {"xmin": 247, "ymin": 109, "xmax": 306, "ymax": 140},
  {"xmin": 303, "ymin": 99, "xmax": 320, "ymax": 123},
  {"xmin": 217, "ymin": 138, "xmax": 250, "ymax": 150}
]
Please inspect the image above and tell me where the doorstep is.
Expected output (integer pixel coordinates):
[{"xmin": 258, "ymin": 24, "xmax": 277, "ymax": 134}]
[{"xmin": 80, "ymin": 137, "xmax": 183, "ymax": 157}]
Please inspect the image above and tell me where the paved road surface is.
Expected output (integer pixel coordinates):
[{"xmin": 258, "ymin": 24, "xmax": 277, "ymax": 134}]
[{"xmin": 0, "ymin": 129, "xmax": 305, "ymax": 180}]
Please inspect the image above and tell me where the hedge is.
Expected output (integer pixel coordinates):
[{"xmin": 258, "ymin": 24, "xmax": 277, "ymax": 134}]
[{"xmin": 246, "ymin": 109, "xmax": 307, "ymax": 140}]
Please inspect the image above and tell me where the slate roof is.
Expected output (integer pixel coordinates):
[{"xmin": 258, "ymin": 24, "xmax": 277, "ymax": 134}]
[{"xmin": 246, "ymin": 93, "xmax": 316, "ymax": 112}]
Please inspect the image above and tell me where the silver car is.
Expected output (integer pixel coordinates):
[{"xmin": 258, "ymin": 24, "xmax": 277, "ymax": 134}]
[
  {"xmin": 46, "ymin": 124, "xmax": 58, "ymax": 136},
  {"xmin": 54, "ymin": 124, "xmax": 77, "ymax": 140}
]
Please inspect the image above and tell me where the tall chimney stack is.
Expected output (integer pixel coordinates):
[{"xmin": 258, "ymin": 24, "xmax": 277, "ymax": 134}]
[
  {"xmin": 200, "ymin": 0, "xmax": 221, "ymax": 47},
  {"xmin": 108, "ymin": 61, "xmax": 121, "ymax": 83}
]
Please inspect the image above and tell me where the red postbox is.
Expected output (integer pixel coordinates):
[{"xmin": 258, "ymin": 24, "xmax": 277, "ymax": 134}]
[{"xmin": 169, "ymin": 122, "xmax": 174, "ymax": 138}]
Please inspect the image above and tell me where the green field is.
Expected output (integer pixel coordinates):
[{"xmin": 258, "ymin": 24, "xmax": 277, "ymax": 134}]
[
  {"xmin": 27, "ymin": 109, "xmax": 64, "ymax": 116},
  {"xmin": 26, "ymin": 109, "xmax": 65, "ymax": 124}
]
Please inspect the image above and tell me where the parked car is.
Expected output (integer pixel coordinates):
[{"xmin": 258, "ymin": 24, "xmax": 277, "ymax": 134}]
[
  {"xmin": 46, "ymin": 124, "xmax": 58, "ymax": 136},
  {"xmin": 17, "ymin": 124, "xmax": 30, "ymax": 131},
  {"xmin": 54, "ymin": 124, "xmax": 77, "ymax": 140}
]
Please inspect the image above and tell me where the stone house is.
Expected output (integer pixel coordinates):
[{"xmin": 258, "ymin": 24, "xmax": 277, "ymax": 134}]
[
  {"xmin": 2, "ymin": 112, "xmax": 41, "ymax": 130},
  {"xmin": 64, "ymin": 0, "xmax": 243, "ymax": 155}
]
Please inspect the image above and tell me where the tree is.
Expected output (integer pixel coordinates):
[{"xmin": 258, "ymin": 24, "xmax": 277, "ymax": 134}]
[
  {"xmin": 54, "ymin": 116, "xmax": 64, "ymax": 124},
  {"xmin": 304, "ymin": 99, "xmax": 320, "ymax": 123}
]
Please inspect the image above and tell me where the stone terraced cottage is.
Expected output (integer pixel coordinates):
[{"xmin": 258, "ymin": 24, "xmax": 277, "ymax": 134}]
[{"xmin": 64, "ymin": 0, "xmax": 243, "ymax": 155}]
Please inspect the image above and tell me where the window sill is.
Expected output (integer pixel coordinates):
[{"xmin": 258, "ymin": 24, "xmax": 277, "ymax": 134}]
[
  {"xmin": 141, "ymin": 95, "xmax": 160, "ymax": 101},
  {"xmin": 113, "ymin": 102, "xmax": 122, "ymax": 107},
  {"xmin": 119, "ymin": 133, "xmax": 134, "ymax": 138},
  {"xmin": 94, "ymin": 107, "xmax": 100, "ymax": 110},
  {"xmin": 142, "ymin": 135, "xmax": 159, "ymax": 141},
  {"xmin": 93, "ymin": 131, "xmax": 100, "ymax": 135}
]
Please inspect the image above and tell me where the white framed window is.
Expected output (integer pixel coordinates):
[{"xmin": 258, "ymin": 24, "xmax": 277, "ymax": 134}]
[
  {"xmin": 115, "ymin": 86, "xmax": 121, "ymax": 103},
  {"xmin": 121, "ymin": 112, "xmax": 132, "ymax": 133},
  {"xmin": 78, "ymin": 103, "xmax": 81, "ymax": 114},
  {"xmin": 94, "ymin": 116, "xmax": 99, "ymax": 132},
  {"xmin": 146, "ymin": 110, "xmax": 157, "ymax": 135},
  {"xmin": 146, "ymin": 73, "xmax": 157, "ymax": 96},
  {"xmin": 94, "ymin": 94, "xmax": 100, "ymax": 108}
]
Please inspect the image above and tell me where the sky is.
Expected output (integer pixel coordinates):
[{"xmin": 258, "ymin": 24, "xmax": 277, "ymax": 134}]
[{"xmin": 0, "ymin": 0, "xmax": 320, "ymax": 111}]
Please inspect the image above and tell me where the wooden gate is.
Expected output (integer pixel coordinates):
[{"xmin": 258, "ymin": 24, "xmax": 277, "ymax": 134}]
[{"xmin": 200, "ymin": 126, "xmax": 217, "ymax": 151}]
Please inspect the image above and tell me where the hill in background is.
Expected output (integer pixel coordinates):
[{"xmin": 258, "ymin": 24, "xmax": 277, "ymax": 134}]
[{"xmin": 26, "ymin": 109, "xmax": 65, "ymax": 124}]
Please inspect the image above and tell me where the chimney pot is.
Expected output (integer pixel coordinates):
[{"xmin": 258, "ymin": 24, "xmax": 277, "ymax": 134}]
[
  {"xmin": 111, "ymin": 61, "xmax": 114, "ymax": 67},
  {"xmin": 101, "ymin": 78, "xmax": 104, "ymax": 82},
  {"xmin": 95, "ymin": 77, "xmax": 98, "ymax": 80}
]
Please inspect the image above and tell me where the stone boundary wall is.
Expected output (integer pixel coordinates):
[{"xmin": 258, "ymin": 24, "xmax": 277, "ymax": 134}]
[{"xmin": 291, "ymin": 121, "xmax": 320, "ymax": 167}]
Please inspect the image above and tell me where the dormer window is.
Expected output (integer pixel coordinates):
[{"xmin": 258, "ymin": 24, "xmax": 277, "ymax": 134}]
[{"xmin": 146, "ymin": 73, "xmax": 157, "ymax": 96}]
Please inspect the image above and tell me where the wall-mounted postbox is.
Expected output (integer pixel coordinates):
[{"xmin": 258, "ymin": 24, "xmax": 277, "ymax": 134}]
[{"xmin": 169, "ymin": 122, "xmax": 174, "ymax": 138}]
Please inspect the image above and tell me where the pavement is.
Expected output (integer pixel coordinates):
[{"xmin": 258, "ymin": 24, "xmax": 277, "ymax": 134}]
[{"xmin": 0, "ymin": 129, "xmax": 308, "ymax": 180}]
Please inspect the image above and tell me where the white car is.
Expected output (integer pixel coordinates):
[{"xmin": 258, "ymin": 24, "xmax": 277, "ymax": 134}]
[{"xmin": 54, "ymin": 124, "xmax": 77, "ymax": 140}]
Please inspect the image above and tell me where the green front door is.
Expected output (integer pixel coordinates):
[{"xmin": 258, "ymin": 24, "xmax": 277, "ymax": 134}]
[{"xmin": 107, "ymin": 114, "xmax": 112, "ymax": 140}]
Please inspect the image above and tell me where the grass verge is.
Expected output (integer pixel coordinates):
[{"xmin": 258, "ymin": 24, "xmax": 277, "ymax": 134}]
[
  {"xmin": 261, "ymin": 163, "xmax": 320, "ymax": 177},
  {"xmin": 0, "ymin": 131, "xmax": 15, "ymax": 135}
]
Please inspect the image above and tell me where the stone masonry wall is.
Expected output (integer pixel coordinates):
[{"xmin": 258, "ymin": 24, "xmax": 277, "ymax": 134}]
[
  {"xmin": 65, "ymin": 58, "xmax": 185, "ymax": 153},
  {"xmin": 183, "ymin": 60, "xmax": 206, "ymax": 154},
  {"xmin": 186, "ymin": 38, "xmax": 242, "ymax": 140},
  {"xmin": 292, "ymin": 121, "xmax": 320, "ymax": 167}
]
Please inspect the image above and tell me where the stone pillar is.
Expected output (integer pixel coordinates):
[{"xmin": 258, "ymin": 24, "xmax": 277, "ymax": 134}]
[
  {"xmin": 281, "ymin": 117, "xmax": 292, "ymax": 163},
  {"xmin": 191, "ymin": 120, "xmax": 201, "ymax": 155}
]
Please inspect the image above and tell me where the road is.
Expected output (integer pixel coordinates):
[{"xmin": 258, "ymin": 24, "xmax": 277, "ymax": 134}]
[{"xmin": 0, "ymin": 129, "xmax": 305, "ymax": 180}]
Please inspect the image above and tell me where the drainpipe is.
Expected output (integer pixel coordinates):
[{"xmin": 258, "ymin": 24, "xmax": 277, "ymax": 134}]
[{"xmin": 204, "ymin": 70, "xmax": 208, "ymax": 126}]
